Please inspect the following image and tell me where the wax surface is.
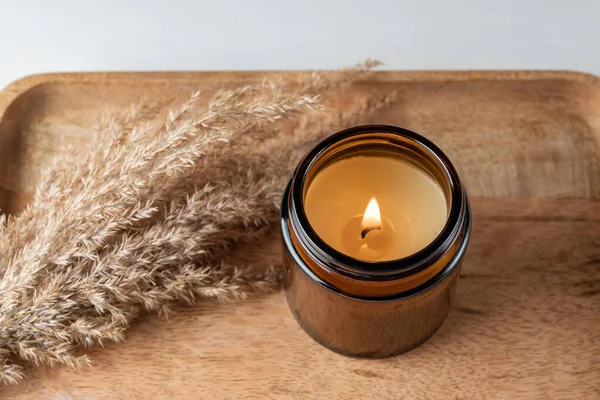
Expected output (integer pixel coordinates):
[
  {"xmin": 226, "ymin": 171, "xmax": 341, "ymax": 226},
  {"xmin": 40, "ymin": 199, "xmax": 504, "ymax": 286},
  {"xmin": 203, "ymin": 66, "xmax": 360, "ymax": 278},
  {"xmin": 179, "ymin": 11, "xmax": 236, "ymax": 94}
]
[{"xmin": 304, "ymin": 155, "xmax": 447, "ymax": 261}]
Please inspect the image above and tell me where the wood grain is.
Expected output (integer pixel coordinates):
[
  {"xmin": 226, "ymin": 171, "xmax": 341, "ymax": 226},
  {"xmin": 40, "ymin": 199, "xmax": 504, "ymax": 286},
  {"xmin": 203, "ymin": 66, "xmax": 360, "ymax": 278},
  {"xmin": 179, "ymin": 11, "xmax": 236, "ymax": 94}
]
[{"xmin": 0, "ymin": 71, "xmax": 599, "ymax": 399}]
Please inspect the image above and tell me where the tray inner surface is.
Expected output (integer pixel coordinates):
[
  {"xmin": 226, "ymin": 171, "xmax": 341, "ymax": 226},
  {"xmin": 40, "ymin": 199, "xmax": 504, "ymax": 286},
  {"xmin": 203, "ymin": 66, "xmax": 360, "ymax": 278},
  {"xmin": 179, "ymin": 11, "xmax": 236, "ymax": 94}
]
[{"xmin": 0, "ymin": 72, "xmax": 598, "ymax": 399}]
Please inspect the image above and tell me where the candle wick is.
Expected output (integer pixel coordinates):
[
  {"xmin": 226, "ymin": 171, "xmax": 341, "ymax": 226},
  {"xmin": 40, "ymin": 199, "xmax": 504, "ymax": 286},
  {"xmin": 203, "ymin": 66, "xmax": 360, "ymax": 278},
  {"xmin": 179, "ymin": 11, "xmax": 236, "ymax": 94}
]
[{"xmin": 360, "ymin": 225, "xmax": 381, "ymax": 239}]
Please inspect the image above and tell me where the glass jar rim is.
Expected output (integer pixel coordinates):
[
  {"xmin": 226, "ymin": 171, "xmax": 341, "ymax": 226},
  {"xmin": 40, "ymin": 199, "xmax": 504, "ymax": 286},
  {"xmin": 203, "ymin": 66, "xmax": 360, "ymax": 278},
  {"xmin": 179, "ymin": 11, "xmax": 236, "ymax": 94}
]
[{"xmin": 289, "ymin": 124, "xmax": 468, "ymax": 278}]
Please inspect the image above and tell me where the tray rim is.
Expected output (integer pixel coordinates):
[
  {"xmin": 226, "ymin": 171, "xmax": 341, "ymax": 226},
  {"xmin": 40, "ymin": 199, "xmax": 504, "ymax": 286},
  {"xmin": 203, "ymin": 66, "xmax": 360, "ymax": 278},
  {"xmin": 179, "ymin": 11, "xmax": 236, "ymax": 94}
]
[{"xmin": 1, "ymin": 70, "xmax": 600, "ymax": 125}]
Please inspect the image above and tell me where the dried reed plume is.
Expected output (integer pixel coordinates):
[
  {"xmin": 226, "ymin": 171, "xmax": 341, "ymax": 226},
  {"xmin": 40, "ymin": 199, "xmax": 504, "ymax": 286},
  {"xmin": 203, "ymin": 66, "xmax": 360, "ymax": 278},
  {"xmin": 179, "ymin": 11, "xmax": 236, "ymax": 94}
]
[{"xmin": 0, "ymin": 59, "xmax": 397, "ymax": 384}]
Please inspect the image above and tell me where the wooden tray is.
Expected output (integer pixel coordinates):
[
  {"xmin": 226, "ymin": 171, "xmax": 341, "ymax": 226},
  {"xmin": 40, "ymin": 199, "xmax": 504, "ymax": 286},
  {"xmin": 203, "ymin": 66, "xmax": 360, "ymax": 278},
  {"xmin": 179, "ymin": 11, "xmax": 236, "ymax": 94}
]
[{"xmin": 0, "ymin": 71, "xmax": 599, "ymax": 399}]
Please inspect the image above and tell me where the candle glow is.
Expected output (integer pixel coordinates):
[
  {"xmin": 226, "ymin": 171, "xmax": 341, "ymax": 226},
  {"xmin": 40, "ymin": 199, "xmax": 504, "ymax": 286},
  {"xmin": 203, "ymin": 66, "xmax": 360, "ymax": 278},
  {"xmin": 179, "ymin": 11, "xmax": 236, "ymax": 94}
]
[
  {"xmin": 304, "ymin": 154, "xmax": 447, "ymax": 261},
  {"xmin": 360, "ymin": 197, "xmax": 382, "ymax": 238}
]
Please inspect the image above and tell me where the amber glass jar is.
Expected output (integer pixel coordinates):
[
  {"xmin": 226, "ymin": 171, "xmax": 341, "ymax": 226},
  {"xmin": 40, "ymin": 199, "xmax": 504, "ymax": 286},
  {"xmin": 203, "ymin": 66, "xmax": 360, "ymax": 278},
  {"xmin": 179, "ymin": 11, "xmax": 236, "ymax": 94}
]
[{"xmin": 281, "ymin": 125, "xmax": 471, "ymax": 357}]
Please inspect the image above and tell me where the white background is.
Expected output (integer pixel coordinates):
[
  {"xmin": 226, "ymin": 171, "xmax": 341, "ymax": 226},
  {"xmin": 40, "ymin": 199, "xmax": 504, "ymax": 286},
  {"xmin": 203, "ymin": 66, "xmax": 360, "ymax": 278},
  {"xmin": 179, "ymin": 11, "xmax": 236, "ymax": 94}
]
[{"xmin": 1, "ymin": 0, "xmax": 599, "ymax": 90}]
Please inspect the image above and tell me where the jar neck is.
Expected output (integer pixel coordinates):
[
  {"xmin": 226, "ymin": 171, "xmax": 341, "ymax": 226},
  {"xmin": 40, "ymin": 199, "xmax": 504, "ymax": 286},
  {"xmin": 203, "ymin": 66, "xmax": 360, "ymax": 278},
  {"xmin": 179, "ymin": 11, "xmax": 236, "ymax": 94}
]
[{"xmin": 283, "ymin": 125, "xmax": 472, "ymax": 299}]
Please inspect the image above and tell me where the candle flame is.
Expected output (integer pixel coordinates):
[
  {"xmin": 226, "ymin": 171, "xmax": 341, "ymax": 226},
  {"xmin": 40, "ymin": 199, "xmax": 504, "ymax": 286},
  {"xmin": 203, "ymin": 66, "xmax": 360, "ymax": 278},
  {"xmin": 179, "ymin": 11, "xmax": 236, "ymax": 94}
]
[{"xmin": 361, "ymin": 197, "xmax": 382, "ymax": 230}]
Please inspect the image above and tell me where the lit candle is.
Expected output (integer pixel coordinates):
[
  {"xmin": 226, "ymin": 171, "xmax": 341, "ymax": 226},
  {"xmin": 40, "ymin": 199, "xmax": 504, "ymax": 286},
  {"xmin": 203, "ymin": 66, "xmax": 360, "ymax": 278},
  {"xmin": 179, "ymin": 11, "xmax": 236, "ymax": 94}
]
[
  {"xmin": 282, "ymin": 125, "xmax": 472, "ymax": 358},
  {"xmin": 304, "ymin": 154, "xmax": 447, "ymax": 261}
]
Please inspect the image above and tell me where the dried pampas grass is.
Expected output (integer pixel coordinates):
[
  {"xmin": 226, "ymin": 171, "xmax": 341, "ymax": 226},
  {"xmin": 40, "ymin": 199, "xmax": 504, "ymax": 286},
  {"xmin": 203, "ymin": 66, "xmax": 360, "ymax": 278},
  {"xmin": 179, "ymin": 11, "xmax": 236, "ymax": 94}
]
[{"xmin": 0, "ymin": 60, "xmax": 397, "ymax": 384}]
